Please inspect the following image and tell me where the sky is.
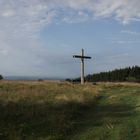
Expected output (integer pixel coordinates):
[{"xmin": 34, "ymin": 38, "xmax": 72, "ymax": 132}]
[{"xmin": 0, "ymin": 0, "xmax": 140, "ymax": 78}]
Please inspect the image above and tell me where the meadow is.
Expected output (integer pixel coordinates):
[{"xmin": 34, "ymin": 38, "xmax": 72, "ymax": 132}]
[{"xmin": 0, "ymin": 81, "xmax": 140, "ymax": 140}]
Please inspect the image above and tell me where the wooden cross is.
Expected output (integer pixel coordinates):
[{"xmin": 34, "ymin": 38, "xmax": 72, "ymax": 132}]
[{"xmin": 73, "ymin": 49, "xmax": 92, "ymax": 85}]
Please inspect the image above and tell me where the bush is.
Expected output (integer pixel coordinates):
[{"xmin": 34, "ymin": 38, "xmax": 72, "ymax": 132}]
[
  {"xmin": 38, "ymin": 79, "xmax": 44, "ymax": 82},
  {"xmin": 65, "ymin": 79, "xmax": 72, "ymax": 82},
  {"xmin": 0, "ymin": 75, "xmax": 3, "ymax": 80}
]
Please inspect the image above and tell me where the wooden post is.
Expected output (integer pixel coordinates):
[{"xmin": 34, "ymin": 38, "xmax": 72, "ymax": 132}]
[
  {"xmin": 73, "ymin": 49, "xmax": 91, "ymax": 85},
  {"xmin": 81, "ymin": 49, "xmax": 84, "ymax": 85}
]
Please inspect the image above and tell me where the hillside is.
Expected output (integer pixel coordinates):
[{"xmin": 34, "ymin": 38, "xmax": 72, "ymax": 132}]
[{"xmin": 0, "ymin": 81, "xmax": 140, "ymax": 140}]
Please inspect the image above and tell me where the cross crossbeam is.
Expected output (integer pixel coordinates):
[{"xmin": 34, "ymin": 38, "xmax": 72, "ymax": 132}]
[
  {"xmin": 73, "ymin": 55, "xmax": 91, "ymax": 59},
  {"xmin": 73, "ymin": 49, "xmax": 92, "ymax": 85}
]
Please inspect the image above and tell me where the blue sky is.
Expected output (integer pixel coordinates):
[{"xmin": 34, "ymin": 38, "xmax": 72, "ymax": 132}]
[{"xmin": 0, "ymin": 0, "xmax": 140, "ymax": 78}]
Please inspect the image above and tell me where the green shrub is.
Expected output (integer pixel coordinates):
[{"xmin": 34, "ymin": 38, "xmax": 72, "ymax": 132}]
[{"xmin": 0, "ymin": 75, "xmax": 3, "ymax": 80}]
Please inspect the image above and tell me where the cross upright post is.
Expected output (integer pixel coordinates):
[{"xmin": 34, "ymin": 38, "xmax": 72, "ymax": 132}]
[
  {"xmin": 81, "ymin": 49, "xmax": 84, "ymax": 85},
  {"xmin": 73, "ymin": 49, "xmax": 91, "ymax": 85}
]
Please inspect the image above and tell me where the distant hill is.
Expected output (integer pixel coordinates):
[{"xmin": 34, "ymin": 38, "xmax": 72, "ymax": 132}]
[
  {"xmin": 4, "ymin": 76, "xmax": 64, "ymax": 81},
  {"xmin": 71, "ymin": 66, "xmax": 140, "ymax": 83}
]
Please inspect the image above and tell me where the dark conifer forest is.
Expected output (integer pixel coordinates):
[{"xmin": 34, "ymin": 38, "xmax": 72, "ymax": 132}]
[{"xmin": 71, "ymin": 66, "xmax": 140, "ymax": 83}]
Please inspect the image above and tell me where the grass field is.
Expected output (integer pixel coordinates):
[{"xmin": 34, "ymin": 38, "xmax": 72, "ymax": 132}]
[{"xmin": 0, "ymin": 81, "xmax": 140, "ymax": 140}]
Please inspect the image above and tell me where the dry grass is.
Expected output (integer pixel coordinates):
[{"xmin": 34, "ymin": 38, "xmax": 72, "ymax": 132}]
[
  {"xmin": 0, "ymin": 81, "xmax": 140, "ymax": 140},
  {"xmin": 0, "ymin": 80, "xmax": 101, "ymax": 104}
]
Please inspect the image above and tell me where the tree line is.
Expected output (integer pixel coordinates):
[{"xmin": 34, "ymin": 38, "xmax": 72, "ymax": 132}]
[{"xmin": 67, "ymin": 66, "xmax": 140, "ymax": 83}]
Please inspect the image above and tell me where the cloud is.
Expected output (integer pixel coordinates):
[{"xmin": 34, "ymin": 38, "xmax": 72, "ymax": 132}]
[
  {"xmin": 0, "ymin": 0, "xmax": 140, "ymax": 76},
  {"xmin": 50, "ymin": 0, "xmax": 140, "ymax": 24},
  {"xmin": 93, "ymin": 0, "xmax": 140, "ymax": 24},
  {"xmin": 109, "ymin": 53, "xmax": 129, "ymax": 59},
  {"xmin": 112, "ymin": 40, "xmax": 140, "ymax": 44},
  {"xmin": 121, "ymin": 30, "xmax": 140, "ymax": 35},
  {"xmin": 1, "ymin": 0, "xmax": 140, "ymax": 42}
]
